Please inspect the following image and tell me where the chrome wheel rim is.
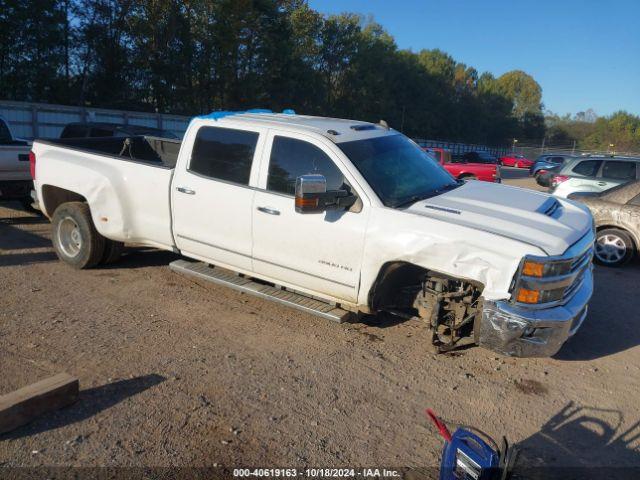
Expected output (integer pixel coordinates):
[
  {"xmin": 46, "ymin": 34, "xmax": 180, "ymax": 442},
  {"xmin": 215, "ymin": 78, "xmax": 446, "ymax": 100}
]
[
  {"xmin": 595, "ymin": 234, "xmax": 626, "ymax": 264},
  {"xmin": 58, "ymin": 217, "xmax": 82, "ymax": 258}
]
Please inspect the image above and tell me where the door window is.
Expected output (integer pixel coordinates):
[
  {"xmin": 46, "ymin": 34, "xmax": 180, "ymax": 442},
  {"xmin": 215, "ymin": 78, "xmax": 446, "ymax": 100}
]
[
  {"xmin": 572, "ymin": 160, "xmax": 602, "ymax": 177},
  {"xmin": 89, "ymin": 127, "xmax": 115, "ymax": 137},
  {"xmin": 602, "ymin": 161, "xmax": 637, "ymax": 180},
  {"xmin": 189, "ymin": 126, "xmax": 259, "ymax": 185},
  {"xmin": 267, "ymin": 136, "xmax": 345, "ymax": 195},
  {"xmin": 60, "ymin": 124, "xmax": 88, "ymax": 138}
]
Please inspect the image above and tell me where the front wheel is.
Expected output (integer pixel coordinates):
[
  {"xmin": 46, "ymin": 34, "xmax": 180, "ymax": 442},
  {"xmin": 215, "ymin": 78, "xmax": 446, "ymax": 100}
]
[
  {"xmin": 594, "ymin": 228, "xmax": 635, "ymax": 267},
  {"xmin": 51, "ymin": 202, "xmax": 105, "ymax": 269}
]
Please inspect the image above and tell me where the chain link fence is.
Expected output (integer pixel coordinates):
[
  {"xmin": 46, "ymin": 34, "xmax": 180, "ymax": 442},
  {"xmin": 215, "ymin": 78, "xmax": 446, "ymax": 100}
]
[{"xmin": 0, "ymin": 100, "xmax": 191, "ymax": 139}]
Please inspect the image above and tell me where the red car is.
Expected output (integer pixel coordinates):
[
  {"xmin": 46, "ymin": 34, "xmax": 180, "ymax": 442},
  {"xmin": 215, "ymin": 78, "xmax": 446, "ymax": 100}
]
[
  {"xmin": 498, "ymin": 154, "xmax": 533, "ymax": 168},
  {"xmin": 423, "ymin": 148, "xmax": 501, "ymax": 183}
]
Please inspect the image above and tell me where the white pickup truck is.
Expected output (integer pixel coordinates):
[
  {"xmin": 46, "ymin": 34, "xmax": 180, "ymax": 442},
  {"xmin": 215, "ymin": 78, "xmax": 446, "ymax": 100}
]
[
  {"xmin": 31, "ymin": 111, "xmax": 594, "ymax": 357},
  {"xmin": 0, "ymin": 115, "xmax": 33, "ymax": 206}
]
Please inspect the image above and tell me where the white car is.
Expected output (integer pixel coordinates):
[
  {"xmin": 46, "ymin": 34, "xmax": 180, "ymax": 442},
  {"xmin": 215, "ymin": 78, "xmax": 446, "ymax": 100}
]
[
  {"xmin": 0, "ymin": 116, "xmax": 33, "ymax": 206},
  {"xmin": 31, "ymin": 111, "xmax": 594, "ymax": 357},
  {"xmin": 550, "ymin": 155, "xmax": 640, "ymax": 198}
]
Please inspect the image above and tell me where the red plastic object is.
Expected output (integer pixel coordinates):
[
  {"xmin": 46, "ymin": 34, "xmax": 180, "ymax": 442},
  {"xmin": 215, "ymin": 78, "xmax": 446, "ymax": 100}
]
[
  {"xmin": 426, "ymin": 408, "xmax": 453, "ymax": 443},
  {"xmin": 29, "ymin": 151, "xmax": 36, "ymax": 180}
]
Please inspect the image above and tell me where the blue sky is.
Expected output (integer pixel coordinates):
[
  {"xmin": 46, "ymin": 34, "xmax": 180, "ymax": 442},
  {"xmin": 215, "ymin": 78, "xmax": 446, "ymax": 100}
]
[{"xmin": 308, "ymin": 0, "xmax": 640, "ymax": 117}]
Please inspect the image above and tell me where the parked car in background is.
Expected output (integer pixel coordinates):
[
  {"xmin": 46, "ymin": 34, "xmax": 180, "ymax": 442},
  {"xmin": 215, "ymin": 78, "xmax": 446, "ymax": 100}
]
[
  {"xmin": 457, "ymin": 150, "xmax": 499, "ymax": 164},
  {"xmin": 570, "ymin": 181, "xmax": 640, "ymax": 267},
  {"xmin": 550, "ymin": 156, "xmax": 640, "ymax": 198},
  {"xmin": 423, "ymin": 147, "xmax": 501, "ymax": 183},
  {"xmin": 0, "ymin": 115, "xmax": 33, "ymax": 208},
  {"xmin": 499, "ymin": 154, "xmax": 533, "ymax": 168},
  {"xmin": 60, "ymin": 122, "xmax": 180, "ymax": 140},
  {"xmin": 530, "ymin": 154, "xmax": 574, "ymax": 187}
]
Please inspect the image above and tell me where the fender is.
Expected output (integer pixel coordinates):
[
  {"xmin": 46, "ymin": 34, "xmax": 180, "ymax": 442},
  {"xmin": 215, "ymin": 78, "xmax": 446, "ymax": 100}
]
[{"xmin": 357, "ymin": 207, "xmax": 545, "ymax": 308}]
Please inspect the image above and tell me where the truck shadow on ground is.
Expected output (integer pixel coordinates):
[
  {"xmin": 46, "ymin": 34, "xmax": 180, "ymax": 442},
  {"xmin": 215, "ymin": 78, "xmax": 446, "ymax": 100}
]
[
  {"xmin": 103, "ymin": 247, "xmax": 180, "ymax": 269},
  {"xmin": 555, "ymin": 262, "xmax": 640, "ymax": 361},
  {"xmin": 515, "ymin": 401, "xmax": 640, "ymax": 478},
  {"xmin": 0, "ymin": 250, "xmax": 58, "ymax": 267},
  {"xmin": 0, "ymin": 223, "xmax": 51, "ymax": 251},
  {"xmin": 0, "ymin": 374, "xmax": 165, "ymax": 440}
]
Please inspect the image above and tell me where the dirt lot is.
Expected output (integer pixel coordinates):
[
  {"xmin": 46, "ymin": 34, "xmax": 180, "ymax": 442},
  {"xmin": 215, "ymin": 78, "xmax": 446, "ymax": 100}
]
[{"xmin": 1, "ymin": 172, "xmax": 640, "ymax": 474}]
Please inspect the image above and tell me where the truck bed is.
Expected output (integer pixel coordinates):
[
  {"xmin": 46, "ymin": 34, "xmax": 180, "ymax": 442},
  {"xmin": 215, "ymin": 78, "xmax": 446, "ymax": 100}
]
[
  {"xmin": 38, "ymin": 135, "xmax": 181, "ymax": 168},
  {"xmin": 33, "ymin": 135, "xmax": 179, "ymax": 250}
]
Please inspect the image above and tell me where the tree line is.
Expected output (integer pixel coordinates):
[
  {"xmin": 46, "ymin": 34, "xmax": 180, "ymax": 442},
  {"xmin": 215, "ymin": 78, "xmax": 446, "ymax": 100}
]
[
  {"xmin": 3, "ymin": 0, "xmax": 553, "ymax": 144},
  {"xmin": 546, "ymin": 111, "xmax": 640, "ymax": 153}
]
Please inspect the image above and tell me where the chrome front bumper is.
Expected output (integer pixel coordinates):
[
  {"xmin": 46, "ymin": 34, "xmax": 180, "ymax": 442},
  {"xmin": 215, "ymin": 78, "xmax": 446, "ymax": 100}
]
[{"xmin": 477, "ymin": 267, "xmax": 593, "ymax": 357}]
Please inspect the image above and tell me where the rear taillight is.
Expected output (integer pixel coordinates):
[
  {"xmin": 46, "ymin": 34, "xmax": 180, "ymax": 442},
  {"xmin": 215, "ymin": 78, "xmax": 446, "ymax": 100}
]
[
  {"xmin": 29, "ymin": 151, "xmax": 36, "ymax": 179},
  {"xmin": 551, "ymin": 175, "xmax": 569, "ymax": 187}
]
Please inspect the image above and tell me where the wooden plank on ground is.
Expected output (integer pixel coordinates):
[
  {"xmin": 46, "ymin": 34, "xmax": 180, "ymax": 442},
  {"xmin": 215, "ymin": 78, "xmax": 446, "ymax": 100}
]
[{"xmin": 0, "ymin": 372, "xmax": 79, "ymax": 435}]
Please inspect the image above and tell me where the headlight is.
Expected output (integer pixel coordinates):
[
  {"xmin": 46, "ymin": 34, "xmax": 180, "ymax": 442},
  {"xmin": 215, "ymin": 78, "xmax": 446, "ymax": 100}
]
[{"xmin": 512, "ymin": 254, "xmax": 586, "ymax": 305}]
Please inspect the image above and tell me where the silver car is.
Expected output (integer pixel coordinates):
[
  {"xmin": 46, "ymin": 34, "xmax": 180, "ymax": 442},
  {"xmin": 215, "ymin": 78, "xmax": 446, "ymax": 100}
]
[{"xmin": 550, "ymin": 156, "xmax": 640, "ymax": 198}]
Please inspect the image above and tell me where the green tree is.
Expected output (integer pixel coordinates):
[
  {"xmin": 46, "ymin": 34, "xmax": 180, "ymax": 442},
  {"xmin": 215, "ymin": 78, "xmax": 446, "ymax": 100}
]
[
  {"xmin": 496, "ymin": 70, "xmax": 543, "ymax": 119},
  {"xmin": 0, "ymin": 0, "xmax": 68, "ymax": 103}
]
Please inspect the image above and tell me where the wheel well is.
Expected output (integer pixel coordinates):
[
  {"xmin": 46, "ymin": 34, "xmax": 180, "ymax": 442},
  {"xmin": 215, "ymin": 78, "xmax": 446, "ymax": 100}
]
[
  {"xmin": 368, "ymin": 262, "xmax": 427, "ymax": 310},
  {"xmin": 458, "ymin": 173, "xmax": 477, "ymax": 179},
  {"xmin": 41, "ymin": 185, "xmax": 87, "ymax": 218},
  {"xmin": 596, "ymin": 225, "xmax": 638, "ymax": 250},
  {"xmin": 368, "ymin": 261, "xmax": 485, "ymax": 311}
]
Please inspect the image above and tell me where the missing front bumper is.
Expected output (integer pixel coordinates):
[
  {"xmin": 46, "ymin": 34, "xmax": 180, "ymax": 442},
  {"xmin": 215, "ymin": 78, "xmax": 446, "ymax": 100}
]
[{"xmin": 477, "ymin": 268, "xmax": 593, "ymax": 357}]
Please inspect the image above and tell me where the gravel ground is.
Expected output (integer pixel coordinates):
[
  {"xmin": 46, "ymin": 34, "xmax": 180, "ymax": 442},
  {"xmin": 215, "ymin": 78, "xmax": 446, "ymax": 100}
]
[{"xmin": 1, "ymin": 174, "xmax": 639, "ymax": 474}]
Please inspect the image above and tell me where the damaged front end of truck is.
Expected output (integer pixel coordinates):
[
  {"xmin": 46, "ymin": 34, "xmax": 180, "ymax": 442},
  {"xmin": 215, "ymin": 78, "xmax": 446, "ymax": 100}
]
[{"xmin": 369, "ymin": 231, "xmax": 594, "ymax": 357}]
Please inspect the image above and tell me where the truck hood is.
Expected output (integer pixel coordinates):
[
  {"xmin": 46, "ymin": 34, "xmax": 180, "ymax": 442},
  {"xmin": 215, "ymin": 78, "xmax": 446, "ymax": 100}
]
[{"xmin": 404, "ymin": 181, "xmax": 591, "ymax": 255}]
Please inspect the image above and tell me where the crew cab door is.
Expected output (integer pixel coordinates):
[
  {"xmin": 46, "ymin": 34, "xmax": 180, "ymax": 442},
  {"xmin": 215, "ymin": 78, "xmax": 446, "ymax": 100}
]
[
  {"xmin": 252, "ymin": 132, "xmax": 368, "ymax": 303},
  {"xmin": 171, "ymin": 124, "xmax": 266, "ymax": 272}
]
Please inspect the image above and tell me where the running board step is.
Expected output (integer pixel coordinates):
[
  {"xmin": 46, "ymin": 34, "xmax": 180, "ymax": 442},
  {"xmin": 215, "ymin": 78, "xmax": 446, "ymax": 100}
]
[{"xmin": 169, "ymin": 259, "xmax": 351, "ymax": 323}]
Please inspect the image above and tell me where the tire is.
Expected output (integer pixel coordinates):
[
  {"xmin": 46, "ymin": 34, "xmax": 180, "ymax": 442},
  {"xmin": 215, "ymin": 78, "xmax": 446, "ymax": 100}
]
[
  {"xmin": 594, "ymin": 228, "xmax": 635, "ymax": 267},
  {"xmin": 101, "ymin": 239, "xmax": 125, "ymax": 265},
  {"xmin": 51, "ymin": 202, "xmax": 106, "ymax": 269}
]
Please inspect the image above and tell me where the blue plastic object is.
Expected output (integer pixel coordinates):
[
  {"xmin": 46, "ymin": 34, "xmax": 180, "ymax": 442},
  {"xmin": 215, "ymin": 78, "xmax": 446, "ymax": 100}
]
[
  {"xmin": 196, "ymin": 109, "xmax": 273, "ymax": 121},
  {"xmin": 440, "ymin": 427, "xmax": 501, "ymax": 480},
  {"xmin": 282, "ymin": 109, "xmax": 296, "ymax": 115}
]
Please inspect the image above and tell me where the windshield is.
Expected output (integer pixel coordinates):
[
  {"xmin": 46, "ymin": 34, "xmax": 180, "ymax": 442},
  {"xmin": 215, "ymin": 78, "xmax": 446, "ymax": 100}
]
[{"xmin": 338, "ymin": 134, "xmax": 459, "ymax": 208}]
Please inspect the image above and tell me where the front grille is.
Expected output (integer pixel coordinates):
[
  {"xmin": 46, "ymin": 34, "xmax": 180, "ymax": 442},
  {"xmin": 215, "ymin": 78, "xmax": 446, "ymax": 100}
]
[
  {"xmin": 563, "ymin": 247, "xmax": 593, "ymax": 302},
  {"xmin": 571, "ymin": 247, "xmax": 593, "ymax": 272}
]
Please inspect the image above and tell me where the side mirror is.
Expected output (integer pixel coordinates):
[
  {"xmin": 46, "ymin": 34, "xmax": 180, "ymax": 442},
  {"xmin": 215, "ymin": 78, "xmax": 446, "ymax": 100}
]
[
  {"xmin": 295, "ymin": 174, "xmax": 357, "ymax": 214},
  {"xmin": 295, "ymin": 174, "xmax": 327, "ymax": 213}
]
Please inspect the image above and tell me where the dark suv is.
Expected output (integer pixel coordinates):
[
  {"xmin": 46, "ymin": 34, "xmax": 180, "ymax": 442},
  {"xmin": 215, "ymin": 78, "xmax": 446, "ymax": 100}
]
[{"xmin": 529, "ymin": 154, "xmax": 574, "ymax": 185}]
